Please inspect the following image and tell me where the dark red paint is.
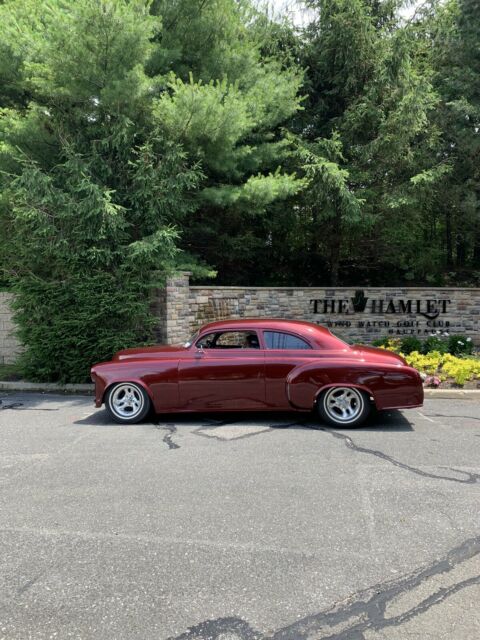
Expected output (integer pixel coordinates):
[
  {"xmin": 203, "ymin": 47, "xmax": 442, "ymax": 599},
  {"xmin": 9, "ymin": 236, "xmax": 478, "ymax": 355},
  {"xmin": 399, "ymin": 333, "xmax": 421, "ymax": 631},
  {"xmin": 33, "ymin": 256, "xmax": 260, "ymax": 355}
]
[{"xmin": 91, "ymin": 319, "xmax": 423, "ymax": 413}]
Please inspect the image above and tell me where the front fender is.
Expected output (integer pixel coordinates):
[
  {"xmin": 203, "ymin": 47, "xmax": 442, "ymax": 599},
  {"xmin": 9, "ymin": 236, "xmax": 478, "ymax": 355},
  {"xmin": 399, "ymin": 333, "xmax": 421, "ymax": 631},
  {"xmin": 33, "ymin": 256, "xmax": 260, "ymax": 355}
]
[{"xmin": 92, "ymin": 369, "xmax": 155, "ymax": 409}]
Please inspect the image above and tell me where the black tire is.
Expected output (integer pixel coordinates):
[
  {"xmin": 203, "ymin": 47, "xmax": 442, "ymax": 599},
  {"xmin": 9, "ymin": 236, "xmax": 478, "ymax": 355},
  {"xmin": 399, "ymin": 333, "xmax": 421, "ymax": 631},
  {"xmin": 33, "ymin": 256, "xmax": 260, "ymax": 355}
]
[
  {"xmin": 317, "ymin": 386, "xmax": 370, "ymax": 428},
  {"xmin": 105, "ymin": 382, "xmax": 151, "ymax": 424}
]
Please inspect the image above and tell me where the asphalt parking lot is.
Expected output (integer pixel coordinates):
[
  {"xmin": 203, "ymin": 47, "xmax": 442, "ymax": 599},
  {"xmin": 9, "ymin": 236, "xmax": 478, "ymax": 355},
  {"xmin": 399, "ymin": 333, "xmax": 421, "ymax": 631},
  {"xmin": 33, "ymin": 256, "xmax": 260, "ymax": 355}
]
[{"xmin": 0, "ymin": 393, "xmax": 479, "ymax": 640}]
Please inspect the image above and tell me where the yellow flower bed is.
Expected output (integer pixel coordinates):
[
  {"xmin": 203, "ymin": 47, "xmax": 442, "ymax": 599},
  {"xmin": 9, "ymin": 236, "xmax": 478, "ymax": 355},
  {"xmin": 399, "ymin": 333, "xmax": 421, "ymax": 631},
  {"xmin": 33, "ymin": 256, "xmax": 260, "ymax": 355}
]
[
  {"xmin": 404, "ymin": 351, "xmax": 480, "ymax": 386},
  {"xmin": 378, "ymin": 340, "xmax": 480, "ymax": 385},
  {"xmin": 405, "ymin": 351, "xmax": 443, "ymax": 375}
]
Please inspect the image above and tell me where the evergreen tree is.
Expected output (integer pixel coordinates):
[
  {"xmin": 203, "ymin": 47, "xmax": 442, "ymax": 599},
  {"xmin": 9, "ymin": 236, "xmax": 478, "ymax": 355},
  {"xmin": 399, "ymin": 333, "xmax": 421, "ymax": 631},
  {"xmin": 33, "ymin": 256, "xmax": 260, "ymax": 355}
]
[
  {"xmin": 0, "ymin": 0, "xmax": 303, "ymax": 379},
  {"xmin": 149, "ymin": 0, "xmax": 305, "ymax": 283},
  {"xmin": 289, "ymin": 0, "xmax": 439, "ymax": 285},
  {"xmin": 429, "ymin": 0, "xmax": 480, "ymax": 276}
]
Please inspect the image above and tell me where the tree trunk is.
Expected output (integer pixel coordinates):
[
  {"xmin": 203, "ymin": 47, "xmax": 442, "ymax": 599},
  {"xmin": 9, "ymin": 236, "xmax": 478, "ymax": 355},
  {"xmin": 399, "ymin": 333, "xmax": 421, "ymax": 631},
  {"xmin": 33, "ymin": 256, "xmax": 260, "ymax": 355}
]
[
  {"xmin": 445, "ymin": 209, "xmax": 453, "ymax": 268},
  {"xmin": 456, "ymin": 233, "xmax": 467, "ymax": 267},
  {"xmin": 329, "ymin": 209, "xmax": 342, "ymax": 286},
  {"xmin": 473, "ymin": 223, "xmax": 480, "ymax": 267}
]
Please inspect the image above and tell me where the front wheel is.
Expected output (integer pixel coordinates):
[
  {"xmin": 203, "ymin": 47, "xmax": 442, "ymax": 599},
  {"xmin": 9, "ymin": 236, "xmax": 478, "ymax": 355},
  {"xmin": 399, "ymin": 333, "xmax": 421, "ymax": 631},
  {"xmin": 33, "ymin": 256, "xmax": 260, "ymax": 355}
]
[
  {"xmin": 317, "ymin": 386, "xmax": 370, "ymax": 428},
  {"xmin": 105, "ymin": 382, "xmax": 151, "ymax": 424}
]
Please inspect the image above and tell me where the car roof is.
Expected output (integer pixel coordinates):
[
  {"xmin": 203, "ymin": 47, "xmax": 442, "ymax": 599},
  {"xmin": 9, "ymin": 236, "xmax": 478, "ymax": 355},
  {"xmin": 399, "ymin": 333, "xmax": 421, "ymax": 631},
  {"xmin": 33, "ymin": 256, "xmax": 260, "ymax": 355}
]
[{"xmin": 198, "ymin": 318, "xmax": 346, "ymax": 348}]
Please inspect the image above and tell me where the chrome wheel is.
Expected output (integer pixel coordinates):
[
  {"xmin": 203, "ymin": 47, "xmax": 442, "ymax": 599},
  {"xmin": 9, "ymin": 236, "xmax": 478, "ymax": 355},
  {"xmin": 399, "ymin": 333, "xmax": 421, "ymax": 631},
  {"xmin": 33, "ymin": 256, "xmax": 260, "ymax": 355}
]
[
  {"xmin": 323, "ymin": 387, "xmax": 364, "ymax": 424},
  {"xmin": 109, "ymin": 383, "xmax": 145, "ymax": 419}
]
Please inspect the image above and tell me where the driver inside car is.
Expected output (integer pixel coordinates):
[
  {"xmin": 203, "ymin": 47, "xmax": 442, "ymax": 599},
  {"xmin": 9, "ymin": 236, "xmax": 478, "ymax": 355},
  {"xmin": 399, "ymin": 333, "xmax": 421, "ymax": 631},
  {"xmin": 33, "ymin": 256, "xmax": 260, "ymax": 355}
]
[{"xmin": 242, "ymin": 333, "xmax": 259, "ymax": 348}]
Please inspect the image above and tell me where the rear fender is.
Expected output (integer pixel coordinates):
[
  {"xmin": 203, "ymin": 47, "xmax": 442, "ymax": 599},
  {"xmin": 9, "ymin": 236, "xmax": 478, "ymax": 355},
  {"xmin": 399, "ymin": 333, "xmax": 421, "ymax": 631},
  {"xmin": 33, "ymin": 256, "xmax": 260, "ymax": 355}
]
[
  {"xmin": 312, "ymin": 383, "xmax": 375, "ymax": 407},
  {"xmin": 286, "ymin": 361, "xmax": 378, "ymax": 410}
]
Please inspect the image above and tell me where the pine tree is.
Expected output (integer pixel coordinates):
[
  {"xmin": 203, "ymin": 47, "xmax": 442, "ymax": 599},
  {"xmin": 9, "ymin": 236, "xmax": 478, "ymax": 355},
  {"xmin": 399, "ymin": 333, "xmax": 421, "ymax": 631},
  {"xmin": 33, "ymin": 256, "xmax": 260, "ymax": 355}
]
[{"xmin": 0, "ymin": 0, "xmax": 303, "ymax": 379}]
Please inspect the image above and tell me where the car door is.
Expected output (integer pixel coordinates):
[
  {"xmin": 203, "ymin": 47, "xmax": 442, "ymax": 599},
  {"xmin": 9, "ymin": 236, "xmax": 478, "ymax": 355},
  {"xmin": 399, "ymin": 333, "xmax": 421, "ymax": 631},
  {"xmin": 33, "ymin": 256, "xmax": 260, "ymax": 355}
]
[
  {"xmin": 178, "ymin": 330, "xmax": 266, "ymax": 410},
  {"xmin": 262, "ymin": 330, "xmax": 317, "ymax": 408}
]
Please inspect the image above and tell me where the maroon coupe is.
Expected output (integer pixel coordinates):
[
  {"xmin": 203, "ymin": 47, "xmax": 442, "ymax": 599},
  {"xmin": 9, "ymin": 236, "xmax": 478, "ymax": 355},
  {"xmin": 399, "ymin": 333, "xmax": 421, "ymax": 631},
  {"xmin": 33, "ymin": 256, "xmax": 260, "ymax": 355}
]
[{"xmin": 91, "ymin": 319, "xmax": 423, "ymax": 427}]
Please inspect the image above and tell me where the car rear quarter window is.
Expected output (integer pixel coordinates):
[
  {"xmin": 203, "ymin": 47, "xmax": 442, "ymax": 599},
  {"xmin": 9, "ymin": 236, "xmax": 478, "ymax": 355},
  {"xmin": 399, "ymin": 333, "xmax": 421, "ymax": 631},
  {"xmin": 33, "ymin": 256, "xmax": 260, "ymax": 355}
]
[{"xmin": 263, "ymin": 331, "xmax": 311, "ymax": 350}]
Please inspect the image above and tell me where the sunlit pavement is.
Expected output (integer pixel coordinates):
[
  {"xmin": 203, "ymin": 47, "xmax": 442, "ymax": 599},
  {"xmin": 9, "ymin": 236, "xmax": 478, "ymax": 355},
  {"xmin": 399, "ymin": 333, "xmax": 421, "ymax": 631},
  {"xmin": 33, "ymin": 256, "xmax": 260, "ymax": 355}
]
[{"xmin": 0, "ymin": 393, "xmax": 479, "ymax": 639}]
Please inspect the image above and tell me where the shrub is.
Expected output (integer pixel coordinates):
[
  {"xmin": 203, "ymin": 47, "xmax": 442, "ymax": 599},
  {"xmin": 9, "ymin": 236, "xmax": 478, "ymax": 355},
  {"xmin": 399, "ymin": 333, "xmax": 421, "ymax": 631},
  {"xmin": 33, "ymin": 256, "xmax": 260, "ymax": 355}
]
[
  {"xmin": 372, "ymin": 337, "xmax": 391, "ymax": 348},
  {"xmin": 376, "ymin": 332, "xmax": 477, "ymax": 357},
  {"xmin": 421, "ymin": 335, "xmax": 449, "ymax": 354},
  {"xmin": 399, "ymin": 336, "xmax": 423, "ymax": 354},
  {"xmin": 447, "ymin": 334, "xmax": 474, "ymax": 357}
]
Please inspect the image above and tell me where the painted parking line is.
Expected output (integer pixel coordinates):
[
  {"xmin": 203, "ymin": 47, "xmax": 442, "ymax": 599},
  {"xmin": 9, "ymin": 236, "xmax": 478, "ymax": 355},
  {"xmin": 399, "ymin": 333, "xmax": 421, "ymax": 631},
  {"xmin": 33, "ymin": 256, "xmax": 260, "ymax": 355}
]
[{"xmin": 417, "ymin": 411, "xmax": 437, "ymax": 423}]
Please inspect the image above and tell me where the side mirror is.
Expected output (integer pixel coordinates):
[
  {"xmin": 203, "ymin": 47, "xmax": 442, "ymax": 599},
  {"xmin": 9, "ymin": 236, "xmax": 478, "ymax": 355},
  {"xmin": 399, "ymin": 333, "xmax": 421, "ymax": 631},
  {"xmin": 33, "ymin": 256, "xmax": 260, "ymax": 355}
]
[{"xmin": 195, "ymin": 346, "xmax": 205, "ymax": 358}]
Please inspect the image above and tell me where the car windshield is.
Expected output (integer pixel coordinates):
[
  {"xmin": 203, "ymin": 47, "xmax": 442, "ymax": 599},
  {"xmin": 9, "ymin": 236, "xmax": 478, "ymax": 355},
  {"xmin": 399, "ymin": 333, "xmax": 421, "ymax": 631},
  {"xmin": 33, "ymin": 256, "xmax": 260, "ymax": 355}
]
[{"xmin": 184, "ymin": 331, "xmax": 199, "ymax": 348}]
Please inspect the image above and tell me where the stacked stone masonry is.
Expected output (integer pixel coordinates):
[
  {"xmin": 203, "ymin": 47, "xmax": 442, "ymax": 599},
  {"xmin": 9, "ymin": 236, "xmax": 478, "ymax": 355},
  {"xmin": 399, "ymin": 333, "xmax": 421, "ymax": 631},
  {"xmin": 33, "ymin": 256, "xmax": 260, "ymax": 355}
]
[
  {"xmin": 0, "ymin": 293, "xmax": 23, "ymax": 364},
  {"xmin": 158, "ymin": 273, "xmax": 480, "ymax": 346},
  {"xmin": 1, "ymin": 276, "xmax": 479, "ymax": 363}
]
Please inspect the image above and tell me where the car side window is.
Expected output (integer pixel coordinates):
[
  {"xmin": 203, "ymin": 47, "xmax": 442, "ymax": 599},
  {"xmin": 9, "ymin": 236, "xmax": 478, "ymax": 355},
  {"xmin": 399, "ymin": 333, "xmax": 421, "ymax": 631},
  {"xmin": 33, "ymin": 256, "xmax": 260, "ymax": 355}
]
[
  {"xmin": 196, "ymin": 332, "xmax": 217, "ymax": 349},
  {"xmin": 196, "ymin": 331, "xmax": 260, "ymax": 349},
  {"xmin": 263, "ymin": 331, "xmax": 311, "ymax": 350}
]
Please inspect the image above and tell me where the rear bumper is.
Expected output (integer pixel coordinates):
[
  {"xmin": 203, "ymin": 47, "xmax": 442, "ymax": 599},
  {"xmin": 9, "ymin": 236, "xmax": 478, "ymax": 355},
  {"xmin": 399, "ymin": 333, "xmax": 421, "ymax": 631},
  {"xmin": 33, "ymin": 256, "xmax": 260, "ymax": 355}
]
[{"xmin": 375, "ymin": 382, "xmax": 424, "ymax": 411}]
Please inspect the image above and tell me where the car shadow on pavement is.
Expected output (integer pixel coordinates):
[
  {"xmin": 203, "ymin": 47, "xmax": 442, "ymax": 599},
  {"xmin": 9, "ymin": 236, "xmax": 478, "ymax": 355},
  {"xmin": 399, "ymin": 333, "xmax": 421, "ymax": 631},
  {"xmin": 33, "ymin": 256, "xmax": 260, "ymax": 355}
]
[
  {"xmin": 73, "ymin": 407, "xmax": 414, "ymax": 432},
  {"xmin": 358, "ymin": 409, "xmax": 414, "ymax": 432}
]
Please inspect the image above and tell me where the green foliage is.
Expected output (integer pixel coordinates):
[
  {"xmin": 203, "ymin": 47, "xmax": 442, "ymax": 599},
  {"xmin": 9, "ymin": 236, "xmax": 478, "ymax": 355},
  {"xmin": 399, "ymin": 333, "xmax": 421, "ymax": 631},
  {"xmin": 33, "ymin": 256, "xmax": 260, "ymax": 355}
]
[
  {"xmin": 399, "ymin": 336, "xmax": 423, "ymax": 355},
  {"xmin": 404, "ymin": 351, "xmax": 480, "ymax": 386},
  {"xmin": 0, "ymin": 0, "xmax": 202, "ymax": 381},
  {"xmin": 0, "ymin": 0, "xmax": 479, "ymax": 381},
  {"xmin": 269, "ymin": 0, "xmax": 480, "ymax": 287},
  {"xmin": 372, "ymin": 337, "xmax": 391, "ymax": 348},
  {"xmin": 421, "ymin": 336, "xmax": 450, "ymax": 354},
  {"xmin": 148, "ymin": 0, "xmax": 304, "ymax": 283},
  {"xmin": 2, "ymin": 146, "xmax": 187, "ymax": 382},
  {"xmin": 0, "ymin": 0, "xmax": 304, "ymax": 379},
  {"xmin": 373, "ymin": 333, "xmax": 475, "ymax": 358},
  {"xmin": 447, "ymin": 334, "xmax": 474, "ymax": 356},
  {"xmin": 12, "ymin": 274, "xmax": 157, "ymax": 383},
  {"xmin": 0, "ymin": 362, "xmax": 22, "ymax": 381}
]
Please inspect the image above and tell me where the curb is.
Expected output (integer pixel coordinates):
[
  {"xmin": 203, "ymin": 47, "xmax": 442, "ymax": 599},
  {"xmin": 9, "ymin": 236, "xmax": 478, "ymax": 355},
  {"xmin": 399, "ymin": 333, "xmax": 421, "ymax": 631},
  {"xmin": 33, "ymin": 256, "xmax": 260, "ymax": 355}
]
[
  {"xmin": 0, "ymin": 381, "xmax": 479, "ymax": 400},
  {"xmin": 0, "ymin": 381, "xmax": 93, "ymax": 394},
  {"xmin": 423, "ymin": 389, "xmax": 480, "ymax": 400}
]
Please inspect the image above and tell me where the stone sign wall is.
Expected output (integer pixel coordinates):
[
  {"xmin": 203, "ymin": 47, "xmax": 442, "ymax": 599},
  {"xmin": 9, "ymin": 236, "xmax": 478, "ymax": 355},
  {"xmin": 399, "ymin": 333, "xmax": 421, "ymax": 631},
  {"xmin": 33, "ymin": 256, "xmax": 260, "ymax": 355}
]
[
  {"xmin": 159, "ymin": 273, "xmax": 480, "ymax": 346},
  {"xmin": 0, "ymin": 292, "xmax": 22, "ymax": 364},
  {"xmin": 1, "ymin": 275, "xmax": 479, "ymax": 363}
]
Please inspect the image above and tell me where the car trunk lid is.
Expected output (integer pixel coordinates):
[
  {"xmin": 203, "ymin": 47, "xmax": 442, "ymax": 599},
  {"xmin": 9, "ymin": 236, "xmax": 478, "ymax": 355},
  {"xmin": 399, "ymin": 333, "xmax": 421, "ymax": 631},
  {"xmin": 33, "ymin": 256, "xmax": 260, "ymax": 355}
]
[{"xmin": 351, "ymin": 344, "xmax": 408, "ymax": 366}]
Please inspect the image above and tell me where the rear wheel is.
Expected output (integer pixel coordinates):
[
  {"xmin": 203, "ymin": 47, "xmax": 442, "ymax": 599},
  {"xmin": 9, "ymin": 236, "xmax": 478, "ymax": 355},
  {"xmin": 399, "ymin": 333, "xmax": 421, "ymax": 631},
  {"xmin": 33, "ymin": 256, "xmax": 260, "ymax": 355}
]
[
  {"xmin": 105, "ymin": 382, "xmax": 151, "ymax": 424},
  {"xmin": 318, "ymin": 386, "xmax": 370, "ymax": 428}
]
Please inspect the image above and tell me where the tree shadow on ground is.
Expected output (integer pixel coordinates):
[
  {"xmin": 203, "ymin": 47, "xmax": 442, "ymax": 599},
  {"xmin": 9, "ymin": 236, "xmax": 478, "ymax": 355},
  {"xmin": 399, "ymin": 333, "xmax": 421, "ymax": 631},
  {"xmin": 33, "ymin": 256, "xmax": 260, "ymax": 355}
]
[{"xmin": 0, "ymin": 391, "xmax": 92, "ymax": 412}]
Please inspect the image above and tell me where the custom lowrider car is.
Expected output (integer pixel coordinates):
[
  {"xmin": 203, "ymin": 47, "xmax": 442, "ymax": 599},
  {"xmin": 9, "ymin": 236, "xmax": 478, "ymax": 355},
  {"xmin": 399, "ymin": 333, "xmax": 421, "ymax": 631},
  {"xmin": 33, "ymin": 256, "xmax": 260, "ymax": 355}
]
[{"xmin": 91, "ymin": 319, "xmax": 423, "ymax": 427}]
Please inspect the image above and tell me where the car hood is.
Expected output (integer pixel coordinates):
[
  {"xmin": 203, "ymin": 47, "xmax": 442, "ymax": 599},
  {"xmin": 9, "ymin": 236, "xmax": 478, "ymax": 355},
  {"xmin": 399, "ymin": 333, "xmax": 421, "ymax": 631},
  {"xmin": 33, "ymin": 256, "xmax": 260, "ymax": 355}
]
[
  {"xmin": 113, "ymin": 345, "xmax": 186, "ymax": 361},
  {"xmin": 351, "ymin": 345, "xmax": 408, "ymax": 366}
]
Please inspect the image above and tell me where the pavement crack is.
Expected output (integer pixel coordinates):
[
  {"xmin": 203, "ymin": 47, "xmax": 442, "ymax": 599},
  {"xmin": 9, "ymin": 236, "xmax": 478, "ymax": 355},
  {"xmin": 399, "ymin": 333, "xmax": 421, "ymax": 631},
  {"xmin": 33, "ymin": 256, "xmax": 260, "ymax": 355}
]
[
  {"xmin": 317, "ymin": 427, "xmax": 480, "ymax": 485},
  {"xmin": 168, "ymin": 535, "xmax": 480, "ymax": 640},
  {"xmin": 153, "ymin": 422, "xmax": 180, "ymax": 450},
  {"xmin": 270, "ymin": 535, "xmax": 480, "ymax": 640},
  {"xmin": 0, "ymin": 400, "xmax": 24, "ymax": 410},
  {"xmin": 423, "ymin": 413, "xmax": 480, "ymax": 422},
  {"xmin": 168, "ymin": 616, "xmax": 260, "ymax": 640}
]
